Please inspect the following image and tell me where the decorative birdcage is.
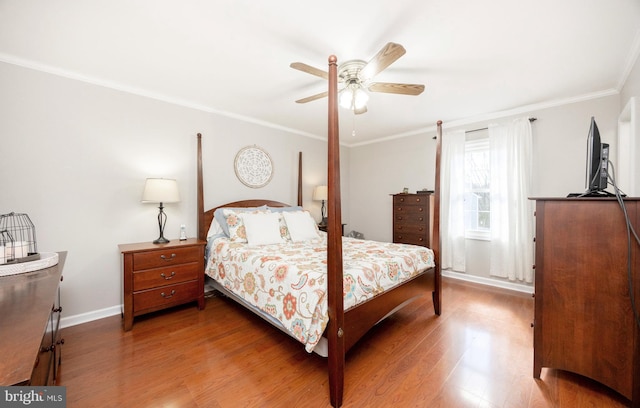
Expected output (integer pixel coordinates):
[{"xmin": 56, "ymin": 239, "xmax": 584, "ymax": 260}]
[{"xmin": 0, "ymin": 212, "xmax": 39, "ymax": 264}]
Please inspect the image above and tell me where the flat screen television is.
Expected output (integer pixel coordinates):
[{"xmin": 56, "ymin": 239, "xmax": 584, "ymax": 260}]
[
  {"xmin": 568, "ymin": 116, "xmax": 612, "ymax": 197},
  {"xmin": 583, "ymin": 117, "xmax": 610, "ymax": 195}
]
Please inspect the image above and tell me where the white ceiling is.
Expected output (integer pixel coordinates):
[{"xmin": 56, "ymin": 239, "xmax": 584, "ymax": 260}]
[{"xmin": 1, "ymin": 0, "xmax": 639, "ymax": 145}]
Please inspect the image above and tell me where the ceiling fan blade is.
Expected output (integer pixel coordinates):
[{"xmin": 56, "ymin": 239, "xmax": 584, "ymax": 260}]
[
  {"xmin": 290, "ymin": 62, "xmax": 329, "ymax": 80},
  {"xmin": 359, "ymin": 42, "xmax": 406, "ymax": 82},
  {"xmin": 368, "ymin": 82, "xmax": 425, "ymax": 95},
  {"xmin": 295, "ymin": 91, "xmax": 328, "ymax": 104}
]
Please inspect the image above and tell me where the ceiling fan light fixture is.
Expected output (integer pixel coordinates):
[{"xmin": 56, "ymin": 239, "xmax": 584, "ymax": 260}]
[{"xmin": 339, "ymin": 85, "xmax": 369, "ymax": 111}]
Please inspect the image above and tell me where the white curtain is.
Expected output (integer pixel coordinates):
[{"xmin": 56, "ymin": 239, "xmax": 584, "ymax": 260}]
[
  {"xmin": 489, "ymin": 118, "xmax": 534, "ymax": 282},
  {"xmin": 440, "ymin": 130, "xmax": 466, "ymax": 272}
]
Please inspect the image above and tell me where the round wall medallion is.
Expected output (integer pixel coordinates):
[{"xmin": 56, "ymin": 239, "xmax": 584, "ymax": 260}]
[{"xmin": 234, "ymin": 145, "xmax": 273, "ymax": 188}]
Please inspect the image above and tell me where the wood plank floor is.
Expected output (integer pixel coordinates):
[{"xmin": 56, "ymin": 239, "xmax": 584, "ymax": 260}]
[{"xmin": 58, "ymin": 278, "xmax": 631, "ymax": 407}]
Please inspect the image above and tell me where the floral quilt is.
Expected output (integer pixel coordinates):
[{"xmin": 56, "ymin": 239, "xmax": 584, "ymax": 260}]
[{"xmin": 205, "ymin": 233, "xmax": 435, "ymax": 352}]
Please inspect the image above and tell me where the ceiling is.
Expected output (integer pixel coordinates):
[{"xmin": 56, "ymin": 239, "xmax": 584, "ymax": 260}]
[{"xmin": 1, "ymin": 0, "xmax": 639, "ymax": 145}]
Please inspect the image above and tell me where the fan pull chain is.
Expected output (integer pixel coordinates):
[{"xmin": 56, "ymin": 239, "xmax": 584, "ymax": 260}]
[{"xmin": 352, "ymin": 110, "xmax": 356, "ymax": 137}]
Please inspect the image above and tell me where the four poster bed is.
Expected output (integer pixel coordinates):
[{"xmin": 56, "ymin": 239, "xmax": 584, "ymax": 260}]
[{"xmin": 196, "ymin": 55, "xmax": 443, "ymax": 407}]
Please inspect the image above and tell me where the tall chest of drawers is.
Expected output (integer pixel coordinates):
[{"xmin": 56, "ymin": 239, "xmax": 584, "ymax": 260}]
[
  {"xmin": 120, "ymin": 238, "xmax": 206, "ymax": 330},
  {"xmin": 392, "ymin": 193, "xmax": 433, "ymax": 248}
]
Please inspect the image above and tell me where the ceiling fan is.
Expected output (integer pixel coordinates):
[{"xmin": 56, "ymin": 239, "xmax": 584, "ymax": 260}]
[{"xmin": 290, "ymin": 42, "xmax": 425, "ymax": 114}]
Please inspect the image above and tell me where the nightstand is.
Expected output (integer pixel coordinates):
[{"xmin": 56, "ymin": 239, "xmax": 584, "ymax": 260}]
[
  {"xmin": 318, "ymin": 223, "xmax": 346, "ymax": 236},
  {"xmin": 119, "ymin": 238, "xmax": 206, "ymax": 331}
]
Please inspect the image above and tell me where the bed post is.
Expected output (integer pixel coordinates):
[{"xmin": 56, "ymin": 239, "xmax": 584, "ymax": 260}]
[
  {"xmin": 326, "ymin": 54, "xmax": 345, "ymax": 408},
  {"xmin": 432, "ymin": 121, "xmax": 442, "ymax": 315},
  {"xmin": 197, "ymin": 133, "xmax": 205, "ymax": 242},
  {"xmin": 297, "ymin": 151, "xmax": 303, "ymax": 206}
]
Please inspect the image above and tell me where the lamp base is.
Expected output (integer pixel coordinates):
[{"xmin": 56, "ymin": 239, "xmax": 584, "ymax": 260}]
[{"xmin": 153, "ymin": 237, "xmax": 170, "ymax": 244}]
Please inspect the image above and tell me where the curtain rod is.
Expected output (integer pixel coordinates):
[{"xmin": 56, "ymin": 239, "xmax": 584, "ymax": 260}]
[{"xmin": 465, "ymin": 117, "xmax": 537, "ymax": 134}]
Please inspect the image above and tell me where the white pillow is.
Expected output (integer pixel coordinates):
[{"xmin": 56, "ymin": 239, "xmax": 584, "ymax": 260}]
[
  {"xmin": 282, "ymin": 211, "xmax": 320, "ymax": 242},
  {"xmin": 224, "ymin": 208, "xmax": 268, "ymax": 242},
  {"xmin": 240, "ymin": 212, "xmax": 285, "ymax": 245}
]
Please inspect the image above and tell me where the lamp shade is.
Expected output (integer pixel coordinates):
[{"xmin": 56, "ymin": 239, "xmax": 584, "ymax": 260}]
[
  {"xmin": 313, "ymin": 185, "xmax": 328, "ymax": 201},
  {"xmin": 141, "ymin": 178, "xmax": 180, "ymax": 203}
]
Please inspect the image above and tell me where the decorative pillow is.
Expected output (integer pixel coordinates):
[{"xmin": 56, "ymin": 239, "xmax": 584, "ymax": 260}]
[
  {"xmin": 224, "ymin": 208, "xmax": 269, "ymax": 242},
  {"xmin": 206, "ymin": 217, "xmax": 225, "ymax": 240},
  {"xmin": 214, "ymin": 205, "xmax": 268, "ymax": 238},
  {"xmin": 267, "ymin": 205, "xmax": 304, "ymax": 213},
  {"xmin": 277, "ymin": 213, "xmax": 291, "ymax": 241},
  {"xmin": 282, "ymin": 211, "xmax": 320, "ymax": 242},
  {"xmin": 240, "ymin": 212, "xmax": 285, "ymax": 245}
]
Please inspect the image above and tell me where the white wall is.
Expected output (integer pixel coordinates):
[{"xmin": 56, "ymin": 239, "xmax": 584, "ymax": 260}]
[{"xmin": 0, "ymin": 61, "xmax": 340, "ymax": 323}]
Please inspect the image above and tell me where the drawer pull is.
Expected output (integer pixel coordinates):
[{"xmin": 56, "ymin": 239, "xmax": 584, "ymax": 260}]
[
  {"xmin": 52, "ymin": 306, "xmax": 63, "ymax": 313},
  {"xmin": 160, "ymin": 254, "xmax": 176, "ymax": 261},
  {"xmin": 40, "ymin": 344, "xmax": 55, "ymax": 353},
  {"xmin": 418, "ymin": 207, "xmax": 424, "ymax": 212},
  {"xmin": 160, "ymin": 271, "xmax": 176, "ymax": 280},
  {"xmin": 161, "ymin": 290, "xmax": 176, "ymax": 299}
]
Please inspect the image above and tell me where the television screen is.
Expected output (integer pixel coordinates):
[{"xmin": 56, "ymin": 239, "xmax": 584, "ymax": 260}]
[{"xmin": 568, "ymin": 116, "xmax": 613, "ymax": 197}]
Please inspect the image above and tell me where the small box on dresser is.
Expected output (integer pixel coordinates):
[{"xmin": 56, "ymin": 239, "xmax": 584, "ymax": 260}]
[
  {"xmin": 119, "ymin": 238, "xmax": 207, "ymax": 331},
  {"xmin": 392, "ymin": 193, "xmax": 434, "ymax": 248}
]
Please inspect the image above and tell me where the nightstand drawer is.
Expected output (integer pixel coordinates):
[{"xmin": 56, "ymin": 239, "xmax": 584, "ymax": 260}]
[
  {"xmin": 132, "ymin": 246, "xmax": 201, "ymax": 271},
  {"xmin": 133, "ymin": 281, "xmax": 199, "ymax": 312},
  {"xmin": 133, "ymin": 262, "xmax": 200, "ymax": 291}
]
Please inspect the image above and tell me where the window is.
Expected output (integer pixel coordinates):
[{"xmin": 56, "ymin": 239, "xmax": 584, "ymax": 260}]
[{"xmin": 464, "ymin": 134, "xmax": 490, "ymax": 240}]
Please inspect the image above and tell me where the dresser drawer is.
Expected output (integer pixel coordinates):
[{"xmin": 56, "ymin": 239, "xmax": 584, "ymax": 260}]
[
  {"xmin": 132, "ymin": 246, "xmax": 201, "ymax": 271},
  {"xmin": 133, "ymin": 281, "xmax": 199, "ymax": 312},
  {"xmin": 394, "ymin": 210, "xmax": 427, "ymax": 224},
  {"xmin": 133, "ymin": 262, "xmax": 200, "ymax": 291},
  {"xmin": 394, "ymin": 222, "xmax": 427, "ymax": 235},
  {"xmin": 393, "ymin": 232, "xmax": 428, "ymax": 246},
  {"xmin": 393, "ymin": 195, "xmax": 429, "ymax": 206}
]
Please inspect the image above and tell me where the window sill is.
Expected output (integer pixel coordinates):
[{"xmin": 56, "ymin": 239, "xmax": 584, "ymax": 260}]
[{"xmin": 465, "ymin": 231, "xmax": 491, "ymax": 241}]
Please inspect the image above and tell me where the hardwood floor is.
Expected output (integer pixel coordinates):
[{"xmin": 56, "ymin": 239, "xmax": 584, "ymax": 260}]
[{"xmin": 58, "ymin": 278, "xmax": 631, "ymax": 407}]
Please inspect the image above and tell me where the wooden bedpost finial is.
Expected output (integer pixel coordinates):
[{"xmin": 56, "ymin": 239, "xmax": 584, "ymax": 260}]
[
  {"xmin": 437, "ymin": 120, "xmax": 442, "ymax": 126},
  {"xmin": 329, "ymin": 55, "xmax": 337, "ymax": 64}
]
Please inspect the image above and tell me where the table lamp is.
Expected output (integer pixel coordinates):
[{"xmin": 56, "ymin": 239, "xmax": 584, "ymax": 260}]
[
  {"xmin": 313, "ymin": 185, "xmax": 328, "ymax": 226},
  {"xmin": 142, "ymin": 178, "xmax": 180, "ymax": 244}
]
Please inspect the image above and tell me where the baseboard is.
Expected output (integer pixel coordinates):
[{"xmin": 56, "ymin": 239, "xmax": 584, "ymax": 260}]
[
  {"xmin": 442, "ymin": 270, "xmax": 534, "ymax": 294},
  {"xmin": 60, "ymin": 305, "xmax": 122, "ymax": 329}
]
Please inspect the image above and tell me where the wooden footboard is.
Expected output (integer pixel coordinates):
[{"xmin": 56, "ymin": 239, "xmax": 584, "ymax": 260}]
[{"xmin": 343, "ymin": 267, "xmax": 436, "ymax": 352}]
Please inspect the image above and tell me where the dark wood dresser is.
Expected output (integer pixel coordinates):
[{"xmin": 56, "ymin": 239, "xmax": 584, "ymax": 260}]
[
  {"xmin": 120, "ymin": 238, "xmax": 206, "ymax": 331},
  {"xmin": 0, "ymin": 252, "xmax": 66, "ymax": 386},
  {"xmin": 532, "ymin": 198, "xmax": 640, "ymax": 406},
  {"xmin": 392, "ymin": 193, "xmax": 433, "ymax": 248}
]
